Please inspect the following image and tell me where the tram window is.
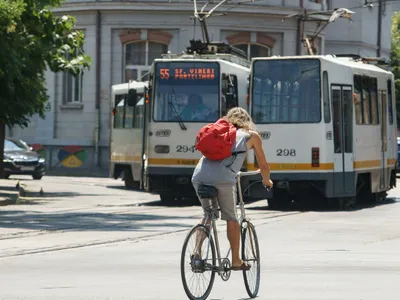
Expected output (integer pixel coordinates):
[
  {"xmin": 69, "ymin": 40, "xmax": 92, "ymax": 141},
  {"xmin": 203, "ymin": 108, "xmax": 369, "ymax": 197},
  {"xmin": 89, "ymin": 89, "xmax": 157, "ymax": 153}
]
[
  {"xmin": 251, "ymin": 59, "xmax": 321, "ymax": 124},
  {"xmin": 133, "ymin": 95, "xmax": 145, "ymax": 129},
  {"xmin": 153, "ymin": 62, "xmax": 220, "ymax": 123},
  {"xmin": 362, "ymin": 76, "xmax": 371, "ymax": 125},
  {"xmin": 343, "ymin": 90, "xmax": 353, "ymax": 153},
  {"xmin": 222, "ymin": 73, "xmax": 239, "ymax": 115},
  {"xmin": 113, "ymin": 92, "xmax": 144, "ymax": 129},
  {"xmin": 388, "ymin": 80, "xmax": 394, "ymax": 124},
  {"xmin": 353, "ymin": 75, "xmax": 363, "ymax": 125},
  {"xmin": 369, "ymin": 77, "xmax": 379, "ymax": 125},
  {"xmin": 323, "ymin": 71, "xmax": 331, "ymax": 123},
  {"xmin": 332, "ymin": 89, "xmax": 342, "ymax": 153},
  {"xmin": 124, "ymin": 96, "xmax": 134, "ymax": 129},
  {"xmin": 114, "ymin": 94, "xmax": 125, "ymax": 129}
]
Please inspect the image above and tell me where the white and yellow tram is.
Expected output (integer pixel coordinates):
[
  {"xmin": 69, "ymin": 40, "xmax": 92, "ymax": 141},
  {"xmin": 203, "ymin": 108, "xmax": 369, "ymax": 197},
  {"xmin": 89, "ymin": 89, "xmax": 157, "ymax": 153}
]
[
  {"xmin": 243, "ymin": 54, "xmax": 397, "ymax": 209},
  {"xmin": 109, "ymin": 80, "xmax": 149, "ymax": 189},
  {"xmin": 109, "ymin": 44, "xmax": 251, "ymax": 202}
]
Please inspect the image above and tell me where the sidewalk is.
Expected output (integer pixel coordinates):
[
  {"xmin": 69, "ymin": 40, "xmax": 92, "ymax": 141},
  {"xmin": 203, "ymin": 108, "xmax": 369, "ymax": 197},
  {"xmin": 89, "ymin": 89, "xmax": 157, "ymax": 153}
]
[
  {"xmin": 0, "ymin": 178, "xmax": 44, "ymax": 206},
  {"xmin": 0, "ymin": 179, "xmax": 21, "ymax": 206}
]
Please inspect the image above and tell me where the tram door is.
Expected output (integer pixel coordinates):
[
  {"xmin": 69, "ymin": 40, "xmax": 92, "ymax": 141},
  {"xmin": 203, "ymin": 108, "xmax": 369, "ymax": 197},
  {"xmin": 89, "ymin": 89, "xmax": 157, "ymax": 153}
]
[
  {"xmin": 331, "ymin": 85, "xmax": 355, "ymax": 196},
  {"xmin": 379, "ymin": 89, "xmax": 388, "ymax": 189}
]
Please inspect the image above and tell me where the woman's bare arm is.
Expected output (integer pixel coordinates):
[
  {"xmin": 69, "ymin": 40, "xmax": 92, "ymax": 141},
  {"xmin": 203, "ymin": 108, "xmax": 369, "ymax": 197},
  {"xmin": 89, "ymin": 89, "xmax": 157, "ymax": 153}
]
[{"xmin": 247, "ymin": 131, "xmax": 271, "ymax": 184}]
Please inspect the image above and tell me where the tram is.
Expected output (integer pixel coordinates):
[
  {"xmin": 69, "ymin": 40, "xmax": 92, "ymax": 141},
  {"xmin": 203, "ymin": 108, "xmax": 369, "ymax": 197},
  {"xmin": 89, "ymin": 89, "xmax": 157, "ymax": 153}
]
[{"xmin": 242, "ymin": 54, "xmax": 397, "ymax": 209}]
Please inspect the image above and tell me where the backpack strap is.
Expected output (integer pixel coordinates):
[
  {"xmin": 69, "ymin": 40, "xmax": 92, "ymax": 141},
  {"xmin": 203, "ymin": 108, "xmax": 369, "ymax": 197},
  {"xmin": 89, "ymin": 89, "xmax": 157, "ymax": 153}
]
[
  {"xmin": 231, "ymin": 150, "xmax": 246, "ymax": 155},
  {"xmin": 225, "ymin": 150, "xmax": 247, "ymax": 168}
]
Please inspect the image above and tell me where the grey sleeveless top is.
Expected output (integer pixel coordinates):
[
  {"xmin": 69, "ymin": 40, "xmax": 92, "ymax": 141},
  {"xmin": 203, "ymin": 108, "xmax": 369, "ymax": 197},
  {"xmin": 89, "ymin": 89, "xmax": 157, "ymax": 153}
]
[{"xmin": 192, "ymin": 129, "xmax": 251, "ymax": 185}]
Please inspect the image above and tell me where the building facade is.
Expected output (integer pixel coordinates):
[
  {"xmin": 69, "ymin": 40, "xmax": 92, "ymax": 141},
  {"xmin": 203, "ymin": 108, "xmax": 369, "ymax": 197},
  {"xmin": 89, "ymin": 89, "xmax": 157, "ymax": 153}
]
[{"xmin": 5, "ymin": 0, "xmax": 397, "ymax": 174}]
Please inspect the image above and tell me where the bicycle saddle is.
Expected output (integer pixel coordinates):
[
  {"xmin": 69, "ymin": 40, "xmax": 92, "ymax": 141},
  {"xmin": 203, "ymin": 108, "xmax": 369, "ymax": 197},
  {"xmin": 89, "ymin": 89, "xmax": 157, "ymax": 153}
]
[{"xmin": 197, "ymin": 184, "xmax": 218, "ymax": 198}]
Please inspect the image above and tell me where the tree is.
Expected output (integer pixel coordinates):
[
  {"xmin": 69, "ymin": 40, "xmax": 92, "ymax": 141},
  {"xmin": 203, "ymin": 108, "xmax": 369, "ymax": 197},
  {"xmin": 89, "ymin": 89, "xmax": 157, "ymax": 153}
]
[
  {"xmin": 390, "ymin": 11, "xmax": 400, "ymax": 127},
  {"xmin": 0, "ymin": 0, "xmax": 91, "ymax": 178}
]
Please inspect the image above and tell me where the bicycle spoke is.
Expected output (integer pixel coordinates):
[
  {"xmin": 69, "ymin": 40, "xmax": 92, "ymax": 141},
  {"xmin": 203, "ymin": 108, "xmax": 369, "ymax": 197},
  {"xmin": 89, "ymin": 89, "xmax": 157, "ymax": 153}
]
[
  {"xmin": 181, "ymin": 225, "xmax": 216, "ymax": 300},
  {"xmin": 242, "ymin": 223, "xmax": 260, "ymax": 298}
]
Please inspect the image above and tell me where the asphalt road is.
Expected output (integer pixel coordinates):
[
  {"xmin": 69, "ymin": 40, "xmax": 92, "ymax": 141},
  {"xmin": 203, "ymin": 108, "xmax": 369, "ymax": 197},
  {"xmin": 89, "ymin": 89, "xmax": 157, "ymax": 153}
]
[{"xmin": 0, "ymin": 175, "xmax": 399, "ymax": 300}]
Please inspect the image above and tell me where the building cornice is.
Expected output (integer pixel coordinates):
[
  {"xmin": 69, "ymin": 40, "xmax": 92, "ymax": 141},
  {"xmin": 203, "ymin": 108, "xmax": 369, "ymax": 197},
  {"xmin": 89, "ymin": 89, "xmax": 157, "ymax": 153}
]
[{"xmin": 53, "ymin": 1, "xmax": 311, "ymax": 17}]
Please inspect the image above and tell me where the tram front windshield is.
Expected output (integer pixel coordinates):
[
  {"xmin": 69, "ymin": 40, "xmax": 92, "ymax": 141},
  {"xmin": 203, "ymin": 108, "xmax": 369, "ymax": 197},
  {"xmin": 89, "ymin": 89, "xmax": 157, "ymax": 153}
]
[
  {"xmin": 251, "ymin": 59, "xmax": 321, "ymax": 124},
  {"xmin": 153, "ymin": 61, "xmax": 220, "ymax": 123}
]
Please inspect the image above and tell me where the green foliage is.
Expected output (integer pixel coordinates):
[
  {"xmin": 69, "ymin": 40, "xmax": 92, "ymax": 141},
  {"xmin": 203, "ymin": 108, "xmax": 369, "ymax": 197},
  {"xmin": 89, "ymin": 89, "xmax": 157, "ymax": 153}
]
[
  {"xmin": 390, "ymin": 11, "xmax": 400, "ymax": 127},
  {"xmin": 0, "ymin": 0, "xmax": 91, "ymax": 127}
]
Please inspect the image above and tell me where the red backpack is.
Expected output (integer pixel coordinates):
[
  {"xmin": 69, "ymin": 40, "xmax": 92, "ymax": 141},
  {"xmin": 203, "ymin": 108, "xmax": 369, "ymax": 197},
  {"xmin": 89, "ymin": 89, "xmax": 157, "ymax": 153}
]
[{"xmin": 195, "ymin": 118, "xmax": 245, "ymax": 160}]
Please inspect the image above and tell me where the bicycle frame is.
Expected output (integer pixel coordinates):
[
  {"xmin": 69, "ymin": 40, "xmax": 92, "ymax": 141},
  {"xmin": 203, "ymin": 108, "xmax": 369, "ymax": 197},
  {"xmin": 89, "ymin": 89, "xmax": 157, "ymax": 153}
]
[{"xmin": 196, "ymin": 170, "xmax": 263, "ymax": 276}]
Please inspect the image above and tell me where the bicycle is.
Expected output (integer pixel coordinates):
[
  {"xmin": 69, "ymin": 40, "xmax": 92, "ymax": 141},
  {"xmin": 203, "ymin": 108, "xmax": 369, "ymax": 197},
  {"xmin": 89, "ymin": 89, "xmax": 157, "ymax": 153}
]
[{"xmin": 180, "ymin": 169, "xmax": 270, "ymax": 300}]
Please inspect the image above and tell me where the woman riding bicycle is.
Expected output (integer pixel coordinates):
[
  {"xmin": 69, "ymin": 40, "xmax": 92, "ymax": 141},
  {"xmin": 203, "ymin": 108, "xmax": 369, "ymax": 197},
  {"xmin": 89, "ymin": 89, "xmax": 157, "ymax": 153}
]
[{"xmin": 191, "ymin": 107, "xmax": 273, "ymax": 271}]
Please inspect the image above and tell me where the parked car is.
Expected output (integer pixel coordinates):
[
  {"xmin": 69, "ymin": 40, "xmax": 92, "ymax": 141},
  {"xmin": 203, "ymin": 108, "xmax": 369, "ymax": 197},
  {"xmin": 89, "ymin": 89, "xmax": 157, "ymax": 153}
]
[{"xmin": 3, "ymin": 138, "xmax": 46, "ymax": 180}]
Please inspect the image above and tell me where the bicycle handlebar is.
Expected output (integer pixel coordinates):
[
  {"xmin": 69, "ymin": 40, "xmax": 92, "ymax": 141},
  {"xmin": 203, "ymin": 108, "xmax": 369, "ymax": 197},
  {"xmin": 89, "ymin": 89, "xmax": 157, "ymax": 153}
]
[
  {"xmin": 237, "ymin": 169, "xmax": 272, "ymax": 191},
  {"xmin": 237, "ymin": 170, "xmax": 261, "ymax": 177}
]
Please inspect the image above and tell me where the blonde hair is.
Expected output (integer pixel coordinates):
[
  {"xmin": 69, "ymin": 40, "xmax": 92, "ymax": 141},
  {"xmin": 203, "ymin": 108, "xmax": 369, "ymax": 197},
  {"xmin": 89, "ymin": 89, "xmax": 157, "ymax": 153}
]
[{"xmin": 225, "ymin": 107, "xmax": 256, "ymax": 131}]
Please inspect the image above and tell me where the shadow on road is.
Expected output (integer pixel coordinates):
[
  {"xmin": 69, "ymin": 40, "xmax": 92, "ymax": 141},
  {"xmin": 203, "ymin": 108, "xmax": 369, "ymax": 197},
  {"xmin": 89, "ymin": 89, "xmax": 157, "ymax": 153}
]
[
  {"xmin": 106, "ymin": 185, "xmax": 201, "ymax": 207},
  {"xmin": 209, "ymin": 297, "xmax": 254, "ymax": 300},
  {"xmin": 106, "ymin": 185, "xmax": 149, "ymax": 194},
  {"xmin": 140, "ymin": 198, "xmax": 200, "ymax": 207},
  {"xmin": 0, "ymin": 209, "xmax": 195, "ymax": 232},
  {"xmin": 246, "ymin": 196, "xmax": 399, "ymax": 213},
  {"xmin": 96, "ymin": 198, "xmax": 200, "ymax": 209}
]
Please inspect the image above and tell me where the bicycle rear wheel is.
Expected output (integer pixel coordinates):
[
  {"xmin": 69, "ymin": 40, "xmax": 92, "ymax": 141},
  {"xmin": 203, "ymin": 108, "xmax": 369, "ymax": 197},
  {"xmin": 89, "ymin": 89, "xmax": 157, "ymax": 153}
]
[
  {"xmin": 241, "ymin": 221, "xmax": 260, "ymax": 298},
  {"xmin": 180, "ymin": 224, "xmax": 216, "ymax": 300}
]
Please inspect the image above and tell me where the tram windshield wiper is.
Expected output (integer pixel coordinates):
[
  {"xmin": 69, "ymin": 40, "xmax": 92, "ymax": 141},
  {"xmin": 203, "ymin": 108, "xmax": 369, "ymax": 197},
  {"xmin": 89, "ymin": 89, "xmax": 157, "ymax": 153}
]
[{"xmin": 168, "ymin": 100, "xmax": 187, "ymax": 130}]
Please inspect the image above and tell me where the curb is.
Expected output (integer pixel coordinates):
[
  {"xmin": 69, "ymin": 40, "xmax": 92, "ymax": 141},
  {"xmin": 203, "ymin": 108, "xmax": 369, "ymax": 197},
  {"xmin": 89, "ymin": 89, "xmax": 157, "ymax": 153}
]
[
  {"xmin": 0, "ymin": 197, "xmax": 17, "ymax": 206},
  {"xmin": 0, "ymin": 182, "xmax": 43, "ymax": 206}
]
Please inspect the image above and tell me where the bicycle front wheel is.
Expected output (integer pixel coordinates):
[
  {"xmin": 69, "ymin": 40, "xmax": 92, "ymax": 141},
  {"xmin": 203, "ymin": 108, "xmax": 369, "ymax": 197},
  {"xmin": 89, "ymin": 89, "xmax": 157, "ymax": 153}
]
[
  {"xmin": 180, "ymin": 224, "xmax": 216, "ymax": 300},
  {"xmin": 241, "ymin": 221, "xmax": 261, "ymax": 298}
]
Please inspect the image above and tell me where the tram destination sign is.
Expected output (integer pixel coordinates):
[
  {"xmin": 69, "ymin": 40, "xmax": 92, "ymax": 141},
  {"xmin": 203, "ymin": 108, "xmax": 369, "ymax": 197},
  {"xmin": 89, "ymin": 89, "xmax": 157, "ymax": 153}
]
[{"xmin": 157, "ymin": 63, "xmax": 219, "ymax": 81}]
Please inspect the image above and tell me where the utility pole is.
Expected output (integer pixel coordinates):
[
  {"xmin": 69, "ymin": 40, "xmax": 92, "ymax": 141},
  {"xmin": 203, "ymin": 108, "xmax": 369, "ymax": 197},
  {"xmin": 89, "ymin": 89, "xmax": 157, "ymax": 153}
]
[{"xmin": 377, "ymin": 0, "xmax": 383, "ymax": 57}]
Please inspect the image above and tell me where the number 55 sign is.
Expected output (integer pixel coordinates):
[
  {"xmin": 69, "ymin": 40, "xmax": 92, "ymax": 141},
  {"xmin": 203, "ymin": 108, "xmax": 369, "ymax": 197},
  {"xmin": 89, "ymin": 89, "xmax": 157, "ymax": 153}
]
[{"xmin": 160, "ymin": 68, "xmax": 170, "ymax": 79}]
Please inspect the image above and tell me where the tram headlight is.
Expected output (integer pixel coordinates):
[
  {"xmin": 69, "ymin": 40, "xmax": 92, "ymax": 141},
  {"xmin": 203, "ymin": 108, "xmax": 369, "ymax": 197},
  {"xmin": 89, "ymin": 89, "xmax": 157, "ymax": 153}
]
[{"xmin": 155, "ymin": 145, "xmax": 170, "ymax": 153}]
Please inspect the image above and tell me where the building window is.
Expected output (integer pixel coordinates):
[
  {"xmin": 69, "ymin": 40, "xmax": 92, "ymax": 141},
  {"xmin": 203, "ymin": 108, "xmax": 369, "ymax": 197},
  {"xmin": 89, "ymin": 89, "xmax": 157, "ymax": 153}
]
[
  {"xmin": 124, "ymin": 41, "xmax": 168, "ymax": 82},
  {"xmin": 63, "ymin": 49, "xmax": 84, "ymax": 104},
  {"xmin": 232, "ymin": 43, "xmax": 270, "ymax": 60}
]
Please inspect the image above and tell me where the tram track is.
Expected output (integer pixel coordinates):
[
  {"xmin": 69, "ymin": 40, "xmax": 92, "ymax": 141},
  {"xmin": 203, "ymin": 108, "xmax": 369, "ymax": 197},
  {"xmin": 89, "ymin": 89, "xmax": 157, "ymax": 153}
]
[
  {"xmin": 0, "ymin": 198, "xmax": 304, "ymax": 240},
  {"xmin": 1, "ymin": 176, "xmax": 309, "ymax": 258},
  {"xmin": 0, "ymin": 207, "xmax": 307, "ymax": 259},
  {"xmin": 0, "ymin": 201, "xmax": 193, "ymax": 241}
]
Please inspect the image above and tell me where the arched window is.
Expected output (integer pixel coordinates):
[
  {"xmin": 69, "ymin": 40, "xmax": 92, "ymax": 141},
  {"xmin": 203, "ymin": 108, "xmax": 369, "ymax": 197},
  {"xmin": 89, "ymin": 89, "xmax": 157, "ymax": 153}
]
[
  {"xmin": 233, "ymin": 43, "xmax": 270, "ymax": 60},
  {"xmin": 124, "ymin": 41, "xmax": 168, "ymax": 82}
]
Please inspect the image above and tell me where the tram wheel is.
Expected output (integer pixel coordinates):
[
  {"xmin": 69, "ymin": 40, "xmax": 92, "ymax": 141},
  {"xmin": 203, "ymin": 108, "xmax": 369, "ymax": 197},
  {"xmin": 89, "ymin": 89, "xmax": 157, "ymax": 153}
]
[
  {"xmin": 267, "ymin": 197, "xmax": 291, "ymax": 210},
  {"xmin": 160, "ymin": 193, "xmax": 176, "ymax": 203},
  {"xmin": 267, "ymin": 188, "xmax": 292, "ymax": 210},
  {"xmin": 123, "ymin": 168, "xmax": 140, "ymax": 189},
  {"xmin": 327, "ymin": 197, "xmax": 356, "ymax": 211}
]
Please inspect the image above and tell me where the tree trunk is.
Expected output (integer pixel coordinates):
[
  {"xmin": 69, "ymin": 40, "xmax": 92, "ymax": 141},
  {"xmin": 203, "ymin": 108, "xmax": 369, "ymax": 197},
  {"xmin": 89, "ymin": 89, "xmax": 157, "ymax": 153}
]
[{"xmin": 0, "ymin": 121, "xmax": 5, "ymax": 179}]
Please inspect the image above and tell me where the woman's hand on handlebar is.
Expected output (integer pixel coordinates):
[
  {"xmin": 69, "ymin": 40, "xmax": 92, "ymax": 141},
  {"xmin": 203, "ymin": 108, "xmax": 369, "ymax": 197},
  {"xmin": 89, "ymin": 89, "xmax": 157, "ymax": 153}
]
[{"xmin": 262, "ymin": 178, "xmax": 273, "ymax": 189}]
